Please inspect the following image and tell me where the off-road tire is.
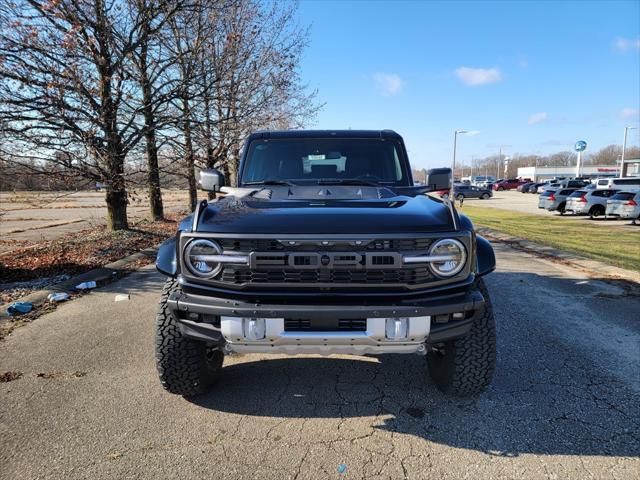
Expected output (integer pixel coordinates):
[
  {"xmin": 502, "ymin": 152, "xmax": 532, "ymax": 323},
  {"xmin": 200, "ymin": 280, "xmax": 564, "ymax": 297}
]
[
  {"xmin": 427, "ymin": 278, "xmax": 496, "ymax": 397},
  {"xmin": 155, "ymin": 279, "xmax": 223, "ymax": 397}
]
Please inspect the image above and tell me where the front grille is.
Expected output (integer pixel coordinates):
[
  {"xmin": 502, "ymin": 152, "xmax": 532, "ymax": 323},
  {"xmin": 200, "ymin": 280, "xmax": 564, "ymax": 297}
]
[
  {"xmin": 181, "ymin": 235, "xmax": 468, "ymax": 290},
  {"xmin": 221, "ymin": 267, "xmax": 433, "ymax": 285},
  {"xmin": 218, "ymin": 238, "xmax": 432, "ymax": 252},
  {"xmin": 284, "ymin": 318, "xmax": 367, "ymax": 332}
]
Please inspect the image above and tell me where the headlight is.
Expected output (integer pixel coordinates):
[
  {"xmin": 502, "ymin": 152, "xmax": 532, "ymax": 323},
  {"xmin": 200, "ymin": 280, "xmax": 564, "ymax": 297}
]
[
  {"xmin": 428, "ymin": 238, "xmax": 467, "ymax": 277},
  {"xmin": 183, "ymin": 239, "xmax": 223, "ymax": 278}
]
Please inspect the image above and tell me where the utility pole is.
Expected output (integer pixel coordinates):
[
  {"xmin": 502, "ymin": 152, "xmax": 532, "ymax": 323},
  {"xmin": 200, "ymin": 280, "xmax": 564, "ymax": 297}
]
[{"xmin": 621, "ymin": 126, "xmax": 638, "ymax": 178}]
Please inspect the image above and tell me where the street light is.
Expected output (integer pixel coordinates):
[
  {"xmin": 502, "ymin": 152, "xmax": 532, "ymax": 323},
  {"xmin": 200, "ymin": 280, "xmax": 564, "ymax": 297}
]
[
  {"xmin": 621, "ymin": 126, "xmax": 638, "ymax": 178},
  {"xmin": 452, "ymin": 130, "xmax": 479, "ymax": 199}
]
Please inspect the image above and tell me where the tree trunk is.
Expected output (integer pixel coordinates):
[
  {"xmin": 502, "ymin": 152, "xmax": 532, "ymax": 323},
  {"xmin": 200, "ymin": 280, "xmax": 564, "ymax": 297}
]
[
  {"xmin": 182, "ymin": 96, "xmax": 197, "ymax": 212},
  {"xmin": 105, "ymin": 184, "xmax": 128, "ymax": 230},
  {"xmin": 140, "ymin": 16, "xmax": 164, "ymax": 221},
  {"xmin": 96, "ymin": 0, "xmax": 128, "ymax": 230}
]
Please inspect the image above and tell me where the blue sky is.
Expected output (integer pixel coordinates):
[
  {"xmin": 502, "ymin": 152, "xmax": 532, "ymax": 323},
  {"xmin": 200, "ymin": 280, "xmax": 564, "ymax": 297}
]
[{"xmin": 297, "ymin": 0, "xmax": 640, "ymax": 169}]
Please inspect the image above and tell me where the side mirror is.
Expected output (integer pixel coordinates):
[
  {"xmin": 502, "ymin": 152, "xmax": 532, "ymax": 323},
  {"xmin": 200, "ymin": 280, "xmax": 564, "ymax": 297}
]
[
  {"xmin": 425, "ymin": 168, "xmax": 452, "ymax": 191},
  {"xmin": 199, "ymin": 168, "xmax": 225, "ymax": 192}
]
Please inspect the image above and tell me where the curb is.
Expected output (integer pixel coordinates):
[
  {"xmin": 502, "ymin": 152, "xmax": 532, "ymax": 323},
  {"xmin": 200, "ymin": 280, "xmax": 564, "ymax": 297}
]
[
  {"xmin": 0, "ymin": 247, "xmax": 158, "ymax": 319},
  {"xmin": 476, "ymin": 226, "xmax": 640, "ymax": 284}
]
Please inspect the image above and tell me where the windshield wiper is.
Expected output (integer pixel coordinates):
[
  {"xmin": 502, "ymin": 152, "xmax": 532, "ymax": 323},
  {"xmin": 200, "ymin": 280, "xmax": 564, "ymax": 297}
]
[
  {"xmin": 244, "ymin": 179, "xmax": 296, "ymax": 187},
  {"xmin": 316, "ymin": 179, "xmax": 380, "ymax": 187}
]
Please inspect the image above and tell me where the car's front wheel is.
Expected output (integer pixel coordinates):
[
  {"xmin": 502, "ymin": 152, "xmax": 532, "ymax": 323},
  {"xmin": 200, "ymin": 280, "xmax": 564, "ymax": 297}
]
[
  {"xmin": 481, "ymin": 193, "xmax": 490, "ymax": 199},
  {"xmin": 155, "ymin": 279, "xmax": 224, "ymax": 397},
  {"xmin": 427, "ymin": 279, "xmax": 496, "ymax": 397}
]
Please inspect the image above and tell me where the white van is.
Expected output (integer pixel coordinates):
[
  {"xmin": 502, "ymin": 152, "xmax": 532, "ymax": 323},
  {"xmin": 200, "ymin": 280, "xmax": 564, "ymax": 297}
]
[{"xmin": 595, "ymin": 177, "xmax": 640, "ymax": 191}]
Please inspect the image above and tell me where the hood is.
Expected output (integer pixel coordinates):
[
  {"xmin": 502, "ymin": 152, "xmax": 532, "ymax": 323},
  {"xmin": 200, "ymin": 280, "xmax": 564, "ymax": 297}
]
[{"xmin": 195, "ymin": 185, "xmax": 455, "ymax": 234}]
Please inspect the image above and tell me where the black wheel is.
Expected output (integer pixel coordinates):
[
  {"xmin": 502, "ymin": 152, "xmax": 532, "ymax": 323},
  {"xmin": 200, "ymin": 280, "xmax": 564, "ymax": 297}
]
[
  {"xmin": 498, "ymin": 187, "xmax": 504, "ymax": 191},
  {"xmin": 427, "ymin": 279, "xmax": 496, "ymax": 397},
  {"xmin": 589, "ymin": 205, "xmax": 604, "ymax": 218},
  {"xmin": 155, "ymin": 279, "xmax": 223, "ymax": 396},
  {"xmin": 455, "ymin": 194, "xmax": 465, "ymax": 201},
  {"xmin": 558, "ymin": 203, "xmax": 566, "ymax": 215},
  {"xmin": 481, "ymin": 193, "xmax": 490, "ymax": 200}
]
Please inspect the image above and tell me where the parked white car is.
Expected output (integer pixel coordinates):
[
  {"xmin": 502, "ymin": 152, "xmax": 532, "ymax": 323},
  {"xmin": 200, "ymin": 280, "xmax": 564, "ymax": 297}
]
[
  {"xmin": 596, "ymin": 177, "xmax": 640, "ymax": 191},
  {"xmin": 606, "ymin": 191, "xmax": 640, "ymax": 222}
]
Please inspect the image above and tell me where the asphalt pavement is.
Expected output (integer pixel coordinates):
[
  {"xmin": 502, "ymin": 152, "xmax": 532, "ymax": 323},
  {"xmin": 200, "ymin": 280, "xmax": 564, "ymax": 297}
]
[{"xmin": 1, "ymin": 243, "xmax": 639, "ymax": 479}]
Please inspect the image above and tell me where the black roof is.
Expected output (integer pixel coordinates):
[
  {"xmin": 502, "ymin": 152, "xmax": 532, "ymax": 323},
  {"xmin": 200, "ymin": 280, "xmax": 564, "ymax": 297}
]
[{"xmin": 245, "ymin": 129, "xmax": 402, "ymax": 140}]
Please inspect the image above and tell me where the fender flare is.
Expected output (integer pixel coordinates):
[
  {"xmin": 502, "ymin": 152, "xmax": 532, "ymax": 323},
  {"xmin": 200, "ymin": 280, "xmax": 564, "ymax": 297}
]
[
  {"xmin": 156, "ymin": 237, "xmax": 178, "ymax": 277},
  {"xmin": 475, "ymin": 235, "xmax": 496, "ymax": 276}
]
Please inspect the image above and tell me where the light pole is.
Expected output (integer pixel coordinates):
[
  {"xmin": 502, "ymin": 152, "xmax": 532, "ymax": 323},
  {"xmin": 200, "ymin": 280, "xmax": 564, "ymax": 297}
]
[
  {"xmin": 495, "ymin": 145, "xmax": 511, "ymax": 180},
  {"xmin": 621, "ymin": 126, "xmax": 638, "ymax": 178},
  {"xmin": 452, "ymin": 130, "xmax": 479, "ymax": 198}
]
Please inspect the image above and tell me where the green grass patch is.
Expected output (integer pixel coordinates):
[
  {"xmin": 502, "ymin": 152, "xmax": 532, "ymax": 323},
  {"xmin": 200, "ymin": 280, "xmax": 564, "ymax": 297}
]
[{"xmin": 461, "ymin": 205, "xmax": 640, "ymax": 271}]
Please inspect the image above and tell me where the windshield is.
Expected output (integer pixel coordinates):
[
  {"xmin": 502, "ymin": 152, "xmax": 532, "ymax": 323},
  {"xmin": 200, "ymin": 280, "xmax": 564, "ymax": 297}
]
[{"xmin": 241, "ymin": 138, "xmax": 410, "ymax": 186}]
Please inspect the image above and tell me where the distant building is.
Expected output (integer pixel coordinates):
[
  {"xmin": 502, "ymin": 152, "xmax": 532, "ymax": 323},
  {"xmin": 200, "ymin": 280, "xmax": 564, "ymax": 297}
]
[{"xmin": 517, "ymin": 160, "xmax": 640, "ymax": 181}]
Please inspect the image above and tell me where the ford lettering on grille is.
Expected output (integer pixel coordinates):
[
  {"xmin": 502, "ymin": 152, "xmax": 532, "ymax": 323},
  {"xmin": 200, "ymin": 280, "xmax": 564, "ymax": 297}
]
[{"xmin": 249, "ymin": 252, "xmax": 403, "ymax": 270}]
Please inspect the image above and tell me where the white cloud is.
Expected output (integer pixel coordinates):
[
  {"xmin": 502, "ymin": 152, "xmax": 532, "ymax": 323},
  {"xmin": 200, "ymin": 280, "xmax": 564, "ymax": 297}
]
[
  {"xmin": 372, "ymin": 73, "xmax": 404, "ymax": 96},
  {"xmin": 620, "ymin": 108, "xmax": 639, "ymax": 119},
  {"xmin": 454, "ymin": 67, "xmax": 502, "ymax": 86},
  {"xmin": 528, "ymin": 112, "xmax": 548, "ymax": 125},
  {"xmin": 613, "ymin": 37, "xmax": 640, "ymax": 53}
]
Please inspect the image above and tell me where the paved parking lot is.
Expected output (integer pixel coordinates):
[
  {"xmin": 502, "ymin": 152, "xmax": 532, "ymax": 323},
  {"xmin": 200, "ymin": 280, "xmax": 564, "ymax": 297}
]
[
  {"xmin": 464, "ymin": 190, "xmax": 637, "ymax": 230},
  {"xmin": 1, "ymin": 243, "xmax": 638, "ymax": 479}
]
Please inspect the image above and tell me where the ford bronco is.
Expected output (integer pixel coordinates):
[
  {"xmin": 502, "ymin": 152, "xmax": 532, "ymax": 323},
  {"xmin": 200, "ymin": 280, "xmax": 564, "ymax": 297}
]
[{"xmin": 155, "ymin": 130, "xmax": 497, "ymax": 397}]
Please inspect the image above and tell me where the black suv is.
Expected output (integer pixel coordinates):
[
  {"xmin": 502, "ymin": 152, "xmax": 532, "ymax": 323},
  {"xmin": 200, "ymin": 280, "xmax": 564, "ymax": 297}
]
[{"xmin": 155, "ymin": 130, "xmax": 497, "ymax": 397}]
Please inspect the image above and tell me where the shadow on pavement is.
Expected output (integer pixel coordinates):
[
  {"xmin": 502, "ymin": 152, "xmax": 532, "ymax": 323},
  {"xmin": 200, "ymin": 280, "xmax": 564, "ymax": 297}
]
[{"xmin": 188, "ymin": 272, "xmax": 640, "ymax": 458}]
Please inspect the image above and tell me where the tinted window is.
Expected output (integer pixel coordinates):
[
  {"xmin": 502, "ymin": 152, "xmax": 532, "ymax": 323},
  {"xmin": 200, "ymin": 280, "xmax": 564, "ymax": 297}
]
[
  {"xmin": 541, "ymin": 190, "xmax": 556, "ymax": 197},
  {"xmin": 559, "ymin": 189, "xmax": 575, "ymax": 195},
  {"xmin": 597, "ymin": 179, "xmax": 609, "ymax": 186},
  {"xmin": 612, "ymin": 178, "xmax": 640, "ymax": 186},
  {"xmin": 569, "ymin": 190, "xmax": 587, "ymax": 198},
  {"xmin": 242, "ymin": 138, "xmax": 409, "ymax": 185},
  {"xmin": 611, "ymin": 192, "xmax": 635, "ymax": 200}
]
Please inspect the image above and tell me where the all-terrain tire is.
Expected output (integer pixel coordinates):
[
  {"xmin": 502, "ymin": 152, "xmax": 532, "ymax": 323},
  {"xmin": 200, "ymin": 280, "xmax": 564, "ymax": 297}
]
[
  {"xmin": 155, "ymin": 279, "xmax": 223, "ymax": 397},
  {"xmin": 427, "ymin": 278, "xmax": 496, "ymax": 397}
]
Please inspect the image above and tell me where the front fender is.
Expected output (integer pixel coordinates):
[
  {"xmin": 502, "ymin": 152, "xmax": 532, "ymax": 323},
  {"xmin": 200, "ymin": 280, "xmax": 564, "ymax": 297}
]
[
  {"xmin": 476, "ymin": 235, "xmax": 496, "ymax": 276},
  {"xmin": 156, "ymin": 236, "xmax": 178, "ymax": 277}
]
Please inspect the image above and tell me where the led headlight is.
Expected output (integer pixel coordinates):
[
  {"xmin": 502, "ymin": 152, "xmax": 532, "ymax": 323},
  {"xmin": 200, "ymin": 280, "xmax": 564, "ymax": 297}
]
[
  {"xmin": 428, "ymin": 238, "xmax": 467, "ymax": 277},
  {"xmin": 183, "ymin": 239, "xmax": 223, "ymax": 278}
]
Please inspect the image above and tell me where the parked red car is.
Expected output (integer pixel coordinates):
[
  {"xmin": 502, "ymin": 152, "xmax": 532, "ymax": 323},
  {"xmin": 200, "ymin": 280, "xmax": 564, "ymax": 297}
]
[{"xmin": 492, "ymin": 178, "xmax": 531, "ymax": 191}]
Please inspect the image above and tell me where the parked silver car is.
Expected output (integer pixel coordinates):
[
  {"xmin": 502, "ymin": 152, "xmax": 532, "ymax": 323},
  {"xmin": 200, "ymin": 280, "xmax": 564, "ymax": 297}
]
[
  {"xmin": 538, "ymin": 189, "xmax": 556, "ymax": 209},
  {"xmin": 537, "ymin": 182, "xmax": 561, "ymax": 194},
  {"xmin": 606, "ymin": 191, "xmax": 640, "ymax": 222},
  {"xmin": 540, "ymin": 188, "xmax": 577, "ymax": 214},
  {"xmin": 565, "ymin": 189, "xmax": 619, "ymax": 218}
]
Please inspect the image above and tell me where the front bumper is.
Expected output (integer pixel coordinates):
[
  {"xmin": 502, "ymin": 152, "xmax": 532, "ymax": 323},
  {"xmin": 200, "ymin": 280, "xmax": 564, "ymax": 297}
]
[{"xmin": 167, "ymin": 288, "xmax": 485, "ymax": 355}]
